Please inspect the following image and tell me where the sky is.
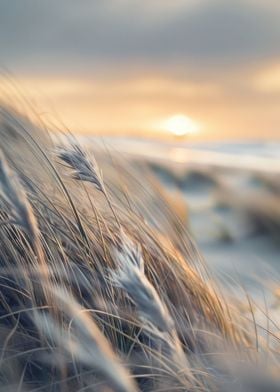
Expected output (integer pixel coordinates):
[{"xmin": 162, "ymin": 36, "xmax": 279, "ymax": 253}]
[{"xmin": 0, "ymin": 0, "xmax": 280, "ymax": 140}]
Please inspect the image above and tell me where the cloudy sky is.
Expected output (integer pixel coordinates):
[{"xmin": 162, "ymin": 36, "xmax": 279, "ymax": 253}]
[{"xmin": 1, "ymin": 0, "xmax": 280, "ymax": 139}]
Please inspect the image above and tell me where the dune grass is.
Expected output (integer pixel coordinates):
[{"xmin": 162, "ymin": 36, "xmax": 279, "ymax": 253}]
[{"xmin": 0, "ymin": 104, "xmax": 279, "ymax": 391}]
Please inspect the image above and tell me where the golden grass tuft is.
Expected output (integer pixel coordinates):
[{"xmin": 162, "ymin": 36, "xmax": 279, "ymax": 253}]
[{"xmin": 0, "ymin": 103, "xmax": 279, "ymax": 391}]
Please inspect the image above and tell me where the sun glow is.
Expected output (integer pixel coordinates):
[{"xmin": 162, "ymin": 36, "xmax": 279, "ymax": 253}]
[{"xmin": 160, "ymin": 114, "xmax": 200, "ymax": 137}]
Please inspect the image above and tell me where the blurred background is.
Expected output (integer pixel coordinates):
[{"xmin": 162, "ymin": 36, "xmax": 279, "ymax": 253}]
[
  {"xmin": 0, "ymin": 0, "xmax": 279, "ymax": 311},
  {"xmin": 1, "ymin": 0, "xmax": 280, "ymax": 140}
]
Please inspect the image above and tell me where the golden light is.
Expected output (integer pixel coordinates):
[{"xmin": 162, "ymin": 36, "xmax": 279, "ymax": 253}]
[{"xmin": 160, "ymin": 114, "xmax": 200, "ymax": 137}]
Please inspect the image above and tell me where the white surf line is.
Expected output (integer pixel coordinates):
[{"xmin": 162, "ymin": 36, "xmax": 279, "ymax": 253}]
[
  {"xmin": 168, "ymin": 147, "xmax": 280, "ymax": 174},
  {"xmin": 108, "ymin": 143, "xmax": 280, "ymax": 175}
]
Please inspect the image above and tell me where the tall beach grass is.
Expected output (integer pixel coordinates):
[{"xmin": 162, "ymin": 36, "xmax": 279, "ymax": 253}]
[{"xmin": 0, "ymin": 103, "xmax": 279, "ymax": 391}]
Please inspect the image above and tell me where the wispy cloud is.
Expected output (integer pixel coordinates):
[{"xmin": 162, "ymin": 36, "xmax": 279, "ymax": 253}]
[{"xmin": 1, "ymin": 0, "xmax": 280, "ymax": 71}]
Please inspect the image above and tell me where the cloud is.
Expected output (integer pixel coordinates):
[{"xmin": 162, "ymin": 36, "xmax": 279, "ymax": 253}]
[
  {"xmin": 1, "ymin": 0, "xmax": 280, "ymax": 73},
  {"xmin": 253, "ymin": 63, "xmax": 280, "ymax": 94}
]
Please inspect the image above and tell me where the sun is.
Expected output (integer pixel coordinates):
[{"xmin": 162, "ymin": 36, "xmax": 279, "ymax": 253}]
[{"xmin": 161, "ymin": 114, "xmax": 200, "ymax": 137}]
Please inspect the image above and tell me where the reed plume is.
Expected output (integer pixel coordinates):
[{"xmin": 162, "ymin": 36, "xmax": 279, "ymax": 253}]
[
  {"xmin": 57, "ymin": 143, "xmax": 105, "ymax": 193},
  {"xmin": 111, "ymin": 232, "xmax": 175, "ymax": 335},
  {"xmin": 34, "ymin": 287, "xmax": 138, "ymax": 392},
  {"xmin": 0, "ymin": 150, "xmax": 38, "ymax": 241}
]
